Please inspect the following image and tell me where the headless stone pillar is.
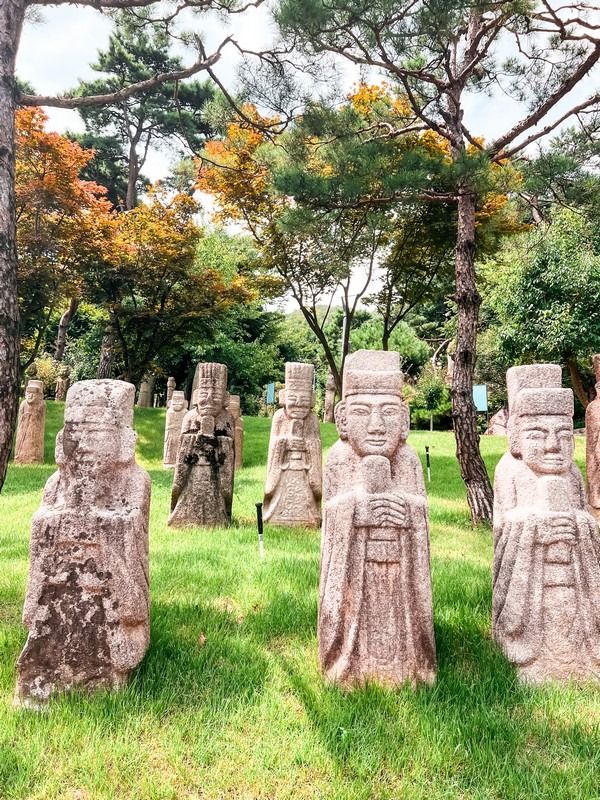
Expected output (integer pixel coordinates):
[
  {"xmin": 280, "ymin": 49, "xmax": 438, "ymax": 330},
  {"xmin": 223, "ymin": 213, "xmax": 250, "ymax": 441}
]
[
  {"xmin": 493, "ymin": 364, "xmax": 600, "ymax": 684},
  {"xmin": 168, "ymin": 363, "xmax": 235, "ymax": 528},
  {"xmin": 163, "ymin": 391, "xmax": 188, "ymax": 469},
  {"xmin": 318, "ymin": 350, "xmax": 436, "ymax": 688},
  {"xmin": 585, "ymin": 355, "xmax": 600, "ymax": 521},
  {"xmin": 323, "ymin": 369, "xmax": 336, "ymax": 423},
  {"xmin": 14, "ymin": 380, "xmax": 46, "ymax": 465},
  {"xmin": 166, "ymin": 376, "xmax": 176, "ymax": 408},
  {"xmin": 15, "ymin": 380, "xmax": 151, "ymax": 707},
  {"xmin": 228, "ymin": 395, "xmax": 244, "ymax": 470},
  {"xmin": 54, "ymin": 366, "xmax": 70, "ymax": 402},
  {"xmin": 263, "ymin": 362, "xmax": 322, "ymax": 528}
]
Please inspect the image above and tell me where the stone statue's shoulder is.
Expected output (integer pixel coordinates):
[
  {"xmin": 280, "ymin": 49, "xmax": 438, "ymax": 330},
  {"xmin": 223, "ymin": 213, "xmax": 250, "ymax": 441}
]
[{"xmin": 325, "ymin": 439, "xmax": 351, "ymax": 468}]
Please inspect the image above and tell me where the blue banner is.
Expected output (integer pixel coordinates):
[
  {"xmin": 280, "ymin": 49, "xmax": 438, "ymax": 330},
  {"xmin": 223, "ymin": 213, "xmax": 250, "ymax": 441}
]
[
  {"xmin": 266, "ymin": 382, "xmax": 276, "ymax": 404},
  {"xmin": 473, "ymin": 384, "xmax": 488, "ymax": 412}
]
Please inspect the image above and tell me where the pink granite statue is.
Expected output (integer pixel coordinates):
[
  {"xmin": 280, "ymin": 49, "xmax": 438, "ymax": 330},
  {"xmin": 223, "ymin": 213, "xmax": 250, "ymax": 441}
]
[
  {"xmin": 163, "ymin": 390, "xmax": 188, "ymax": 469},
  {"xmin": 493, "ymin": 364, "xmax": 600, "ymax": 684},
  {"xmin": 14, "ymin": 379, "xmax": 46, "ymax": 464},
  {"xmin": 323, "ymin": 369, "xmax": 336, "ymax": 423},
  {"xmin": 166, "ymin": 376, "xmax": 176, "ymax": 407},
  {"xmin": 168, "ymin": 362, "xmax": 235, "ymax": 528},
  {"xmin": 15, "ymin": 380, "xmax": 151, "ymax": 707},
  {"xmin": 263, "ymin": 362, "xmax": 322, "ymax": 528},
  {"xmin": 54, "ymin": 366, "xmax": 70, "ymax": 402},
  {"xmin": 585, "ymin": 354, "xmax": 600, "ymax": 520},
  {"xmin": 318, "ymin": 350, "xmax": 436, "ymax": 687},
  {"xmin": 228, "ymin": 395, "xmax": 244, "ymax": 470}
]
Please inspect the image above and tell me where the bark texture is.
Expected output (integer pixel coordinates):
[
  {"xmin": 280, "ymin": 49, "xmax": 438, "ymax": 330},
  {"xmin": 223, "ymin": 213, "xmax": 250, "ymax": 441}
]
[
  {"xmin": 0, "ymin": 0, "xmax": 26, "ymax": 492},
  {"xmin": 452, "ymin": 191, "xmax": 494, "ymax": 523},
  {"xmin": 97, "ymin": 322, "xmax": 116, "ymax": 379},
  {"xmin": 54, "ymin": 298, "xmax": 79, "ymax": 362}
]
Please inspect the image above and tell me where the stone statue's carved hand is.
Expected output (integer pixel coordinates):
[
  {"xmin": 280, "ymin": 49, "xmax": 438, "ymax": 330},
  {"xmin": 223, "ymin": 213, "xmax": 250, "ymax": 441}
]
[
  {"xmin": 354, "ymin": 492, "xmax": 408, "ymax": 529},
  {"xmin": 289, "ymin": 437, "xmax": 306, "ymax": 452},
  {"xmin": 537, "ymin": 512, "xmax": 578, "ymax": 545}
]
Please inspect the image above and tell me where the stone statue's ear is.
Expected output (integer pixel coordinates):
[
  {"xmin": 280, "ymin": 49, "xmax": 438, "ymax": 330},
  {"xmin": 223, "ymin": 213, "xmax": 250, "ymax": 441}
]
[
  {"xmin": 279, "ymin": 389, "xmax": 287, "ymax": 408},
  {"xmin": 507, "ymin": 416, "xmax": 521, "ymax": 458},
  {"xmin": 55, "ymin": 430, "xmax": 65, "ymax": 466},
  {"xmin": 400, "ymin": 402, "xmax": 410, "ymax": 440},
  {"xmin": 334, "ymin": 400, "xmax": 347, "ymax": 440},
  {"xmin": 119, "ymin": 427, "xmax": 137, "ymax": 464}
]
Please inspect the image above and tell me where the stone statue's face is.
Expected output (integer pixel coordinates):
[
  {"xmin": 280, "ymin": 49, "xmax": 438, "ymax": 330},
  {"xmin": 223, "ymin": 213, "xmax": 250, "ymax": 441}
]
[
  {"xmin": 345, "ymin": 393, "xmax": 405, "ymax": 458},
  {"xmin": 25, "ymin": 387, "xmax": 40, "ymax": 405},
  {"xmin": 285, "ymin": 389, "xmax": 312, "ymax": 419},
  {"xmin": 62, "ymin": 421, "xmax": 121, "ymax": 470},
  {"xmin": 196, "ymin": 379, "xmax": 225, "ymax": 416},
  {"xmin": 171, "ymin": 398, "xmax": 184, "ymax": 412},
  {"xmin": 520, "ymin": 413, "xmax": 574, "ymax": 475}
]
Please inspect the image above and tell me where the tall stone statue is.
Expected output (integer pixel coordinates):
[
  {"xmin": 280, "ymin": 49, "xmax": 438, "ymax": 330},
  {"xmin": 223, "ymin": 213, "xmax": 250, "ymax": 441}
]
[
  {"xmin": 168, "ymin": 362, "xmax": 235, "ymax": 528},
  {"xmin": 137, "ymin": 375, "xmax": 151, "ymax": 408},
  {"xmin": 323, "ymin": 369, "xmax": 336, "ymax": 423},
  {"xmin": 493, "ymin": 364, "xmax": 600, "ymax": 684},
  {"xmin": 585, "ymin": 354, "xmax": 600, "ymax": 520},
  {"xmin": 263, "ymin": 362, "xmax": 322, "ymax": 528},
  {"xmin": 163, "ymin": 390, "xmax": 188, "ymax": 469},
  {"xmin": 24, "ymin": 363, "xmax": 37, "ymax": 388},
  {"xmin": 15, "ymin": 380, "xmax": 151, "ymax": 707},
  {"xmin": 54, "ymin": 366, "xmax": 70, "ymax": 402},
  {"xmin": 14, "ymin": 380, "xmax": 46, "ymax": 465},
  {"xmin": 228, "ymin": 395, "xmax": 244, "ymax": 470},
  {"xmin": 166, "ymin": 376, "xmax": 176, "ymax": 407},
  {"xmin": 318, "ymin": 351, "xmax": 436, "ymax": 687}
]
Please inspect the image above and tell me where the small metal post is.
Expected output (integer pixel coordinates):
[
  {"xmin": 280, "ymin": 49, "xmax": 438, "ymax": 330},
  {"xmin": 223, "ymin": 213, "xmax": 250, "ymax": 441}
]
[
  {"xmin": 256, "ymin": 502, "xmax": 265, "ymax": 559},
  {"xmin": 425, "ymin": 446, "xmax": 431, "ymax": 483}
]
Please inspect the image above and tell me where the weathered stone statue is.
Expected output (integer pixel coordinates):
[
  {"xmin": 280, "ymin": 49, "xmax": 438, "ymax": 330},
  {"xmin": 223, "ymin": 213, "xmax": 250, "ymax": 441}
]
[
  {"xmin": 14, "ymin": 380, "xmax": 46, "ymax": 465},
  {"xmin": 318, "ymin": 350, "xmax": 436, "ymax": 687},
  {"xmin": 585, "ymin": 354, "xmax": 600, "ymax": 520},
  {"xmin": 493, "ymin": 364, "xmax": 600, "ymax": 684},
  {"xmin": 166, "ymin": 376, "xmax": 176, "ymax": 407},
  {"xmin": 25, "ymin": 363, "xmax": 37, "ymax": 388},
  {"xmin": 137, "ymin": 375, "xmax": 151, "ymax": 408},
  {"xmin": 163, "ymin": 390, "xmax": 188, "ymax": 469},
  {"xmin": 228, "ymin": 395, "xmax": 244, "ymax": 470},
  {"xmin": 15, "ymin": 380, "xmax": 151, "ymax": 707},
  {"xmin": 168, "ymin": 362, "xmax": 235, "ymax": 528},
  {"xmin": 54, "ymin": 366, "xmax": 70, "ymax": 402},
  {"xmin": 263, "ymin": 362, "xmax": 322, "ymax": 528},
  {"xmin": 324, "ymin": 369, "xmax": 336, "ymax": 423}
]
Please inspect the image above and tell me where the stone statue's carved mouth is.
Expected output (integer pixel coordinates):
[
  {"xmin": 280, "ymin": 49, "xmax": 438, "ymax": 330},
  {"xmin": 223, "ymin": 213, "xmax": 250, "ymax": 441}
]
[{"xmin": 365, "ymin": 439, "xmax": 386, "ymax": 445}]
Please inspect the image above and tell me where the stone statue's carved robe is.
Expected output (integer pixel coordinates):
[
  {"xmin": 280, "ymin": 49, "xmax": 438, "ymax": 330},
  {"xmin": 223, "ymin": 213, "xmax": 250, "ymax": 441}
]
[
  {"xmin": 586, "ymin": 394, "xmax": 600, "ymax": 519},
  {"xmin": 263, "ymin": 409, "xmax": 322, "ymax": 527},
  {"xmin": 319, "ymin": 440, "xmax": 435, "ymax": 686},
  {"xmin": 163, "ymin": 406, "xmax": 187, "ymax": 468},
  {"xmin": 14, "ymin": 399, "xmax": 46, "ymax": 464},
  {"xmin": 168, "ymin": 408, "xmax": 235, "ymax": 528},
  {"xmin": 493, "ymin": 453, "xmax": 600, "ymax": 682}
]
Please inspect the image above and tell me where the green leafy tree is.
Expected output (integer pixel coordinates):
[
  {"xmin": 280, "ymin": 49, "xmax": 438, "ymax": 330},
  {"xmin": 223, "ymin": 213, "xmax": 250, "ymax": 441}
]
[{"xmin": 486, "ymin": 208, "xmax": 600, "ymax": 408}]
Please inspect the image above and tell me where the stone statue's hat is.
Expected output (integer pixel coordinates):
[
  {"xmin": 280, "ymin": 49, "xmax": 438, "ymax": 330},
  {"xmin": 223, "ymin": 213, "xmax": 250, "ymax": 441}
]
[
  {"xmin": 194, "ymin": 361, "xmax": 228, "ymax": 388},
  {"xmin": 506, "ymin": 364, "xmax": 573, "ymax": 418},
  {"xmin": 27, "ymin": 380, "xmax": 44, "ymax": 393},
  {"xmin": 170, "ymin": 390, "xmax": 187, "ymax": 407},
  {"xmin": 64, "ymin": 380, "xmax": 135, "ymax": 427},
  {"xmin": 343, "ymin": 350, "xmax": 403, "ymax": 398},
  {"xmin": 285, "ymin": 362, "xmax": 314, "ymax": 389}
]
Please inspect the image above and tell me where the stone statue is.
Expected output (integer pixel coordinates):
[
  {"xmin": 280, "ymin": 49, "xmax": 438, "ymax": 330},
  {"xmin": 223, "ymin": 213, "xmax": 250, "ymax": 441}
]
[
  {"xmin": 137, "ymin": 375, "xmax": 151, "ymax": 408},
  {"xmin": 263, "ymin": 362, "xmax": 322, "ymax": 528},
  {"xmin": 228, "ymin": 395, "xmax": 244, "ymax": 470},
  {"xmin": 585, "ymin": 354, "xmax": 600, "ymax": 520},
  {"xmin": 24, "ymin": 363, "xmax": 37, "ymax": 389},
  {"xmin": 323, "ymin": 369, "xmax": 336, "ymax": 423},
  {"xmin": 54, "ymin": 366, "xmax": 70, "ymax": 402},
  {"xmin": 166, "ymin": 376, "xmax": 176, "ymax": 407},
  {"xmin": 318, "ymin": 351, "xmax": 436, "ymax": 687},
  {"xmin": 15, "ymin": 380, "xmax": 151, "ymax": 707},
  {"xmin": 168, "ymin": 362, "xmax": 235, "ymax": 528},
  {"xmin": 163, "ymin": 390, "xmax": 188, "ymax": 469},
  {"xmin": 14, "ymin": 380, "xmax": 46, "ymax": 465},
  {"xmin": 493, "ymin": 364, "xmax": 600, "ymax": 684}
]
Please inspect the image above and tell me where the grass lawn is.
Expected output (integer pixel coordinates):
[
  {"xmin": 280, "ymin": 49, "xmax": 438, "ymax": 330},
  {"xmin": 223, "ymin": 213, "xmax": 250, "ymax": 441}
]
[{"xmin": 0, "ymin": 405, "xmax": 598, "ymax": 800}]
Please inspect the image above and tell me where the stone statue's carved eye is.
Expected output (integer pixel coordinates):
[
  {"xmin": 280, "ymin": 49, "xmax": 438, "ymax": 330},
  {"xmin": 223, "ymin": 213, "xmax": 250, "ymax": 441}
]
[
  {"xmin": 557, "ymin": 429, "xmax": 572, "ymax": 439},
  {"xmin": 524, "ymin": 430, "xmax": 545, "ymax": 439},
  {"xmin": 349, "ymin": 406, "xmax": 370, "ymax": 416},
  {"xmin": 382, "ymin": 406, "xmax": 398, "ymax": 416}
]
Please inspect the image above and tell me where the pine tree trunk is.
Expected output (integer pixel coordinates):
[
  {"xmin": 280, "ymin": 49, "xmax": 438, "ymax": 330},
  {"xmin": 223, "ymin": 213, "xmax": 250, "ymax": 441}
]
[
  {"xmin": 0, "ymin": 0, "xmax": 26, "ymax": 494},
  {"xmin": 54, "ymin": 298, "xmax": 79, "ymax": 362},
  {"xmin": 97, "ymin": 322, "xmax": 116, "ymax": 379},
  {"xmin": 452, "ymin": 191, "xmax": 494, "ymax": 523}
]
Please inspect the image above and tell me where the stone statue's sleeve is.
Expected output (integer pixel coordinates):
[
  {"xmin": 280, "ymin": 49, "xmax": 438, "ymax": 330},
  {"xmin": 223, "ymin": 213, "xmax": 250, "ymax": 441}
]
[
  {"xmin": 170, "ymin": 432, "xmax": 194, "ymax": 511},
  {"xmin": 264, "ymin": 411, "xmax": 286, "ymax": 498},
  {"xmin": 114, "ymin": 469, "xmax": 151, "ymax": 625},
  {"xmin": 306, "ymin": 413, "xmax": 323, "ymax": 499}
]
